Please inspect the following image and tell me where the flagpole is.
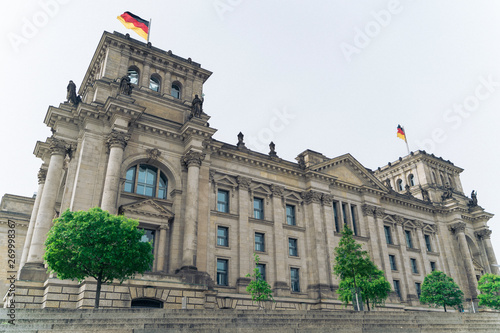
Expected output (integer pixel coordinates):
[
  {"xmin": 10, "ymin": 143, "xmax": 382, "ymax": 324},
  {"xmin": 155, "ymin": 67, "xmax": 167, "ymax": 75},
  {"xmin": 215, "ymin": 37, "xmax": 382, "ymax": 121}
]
[
  {"xmin": 403, "ymin": 125, "xmax": 410, "ymax": 155},
  {"xmin": 147, "ymin": 18, "xmax": 152, "ymax": 43}
]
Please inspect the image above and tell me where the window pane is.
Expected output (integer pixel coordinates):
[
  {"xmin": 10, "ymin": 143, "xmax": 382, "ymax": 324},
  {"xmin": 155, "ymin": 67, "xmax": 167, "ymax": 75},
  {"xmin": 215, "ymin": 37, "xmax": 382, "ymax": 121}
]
[
  {"xmin": 255, "ymin": 233, "xmax": 265, "ymax": 252},
  {"xmin": 124, "ymin": 167, "xmax": 136, "ymax": 193},
  {"xmin": 217, "ymin": 227, "xmax": 228, "ymax": 247},
  {"xmin": 286, "ymin": 204, "xmax": 295, "ymax": 225},
  {"xmin": 333, "ymin": 202, "xmax": 340, "ymax": 232},
  {"xmin": 430, "ymin": 261, "xmax": 436, "ymax": 271},
  {"xmin": 217, "ymin": 190, "xmax": 229, "ymax": 213},
  {"xmin": 158, "ymin": 173, "xmax": 168, "ymax": 199},
  {"xmin": 289, "ymin": 238, "xmax": 298, "ymax": 256},
  {"xmin": 425, "ymin": 234, "xmax": 432, "ymax": 252},
  {"xmin": 128, "ymin": 69, "xmax": 138, "ymax": 85},
  {"xmin": 149, "ymin": 76, "xmax": 160, "ymax": 92},
  {"xmin": 137, "ymin": 165, "xmax": 157, "ymax": 197},
  {"xmin": 384, "ymin": 226, "xmax": 392, "ymax": 244},
  {"xmin": 389, "ymin": 255, "xmax": 397, "ymax": 270},
  {"xmin": 171, "ymin": 84, "xmax": 181, "ymax": 99},
  {"xmin": 253, "ymin": 198, "xmax": 263, "ymax": 219},
  {"xmin": 257, "ymin": 264, "xmax": 266, "ymax": 281},
  {"xmin": 291, "ymin": 268, "xmax": 300, "ymax": 292},
  {"xmin": 351, "ymin": 205, "xmax": 358, "ymax": 236},
  {"xmin": 405, "ymin": 230, "xmax": 413, "ymax": 248},
  {"xmin": 217, "ymin": 259, "xmax": 228, "ymax": 286},
  {"xmin": 393, "ymin": 280, "xmax": 401, "ymax": 297},
  {"xmin": 140, "ymin": 229, "xmax": 155, "ymax": 256}
]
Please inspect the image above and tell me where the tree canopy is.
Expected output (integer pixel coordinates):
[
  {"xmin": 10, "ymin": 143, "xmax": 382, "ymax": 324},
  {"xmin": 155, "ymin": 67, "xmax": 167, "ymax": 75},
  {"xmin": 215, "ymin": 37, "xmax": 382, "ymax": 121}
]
[
  {"xmin": 420, "ymin": 271, "xmax": 463, "ymax": 312},
  {"xmin": 333, "ymin": 226, "xmax": 390, "ymax": 310},
  {"xmin": 44, "ymin": 207, "xmax": 154, "ymax": 308},
  {"xmin": 478, "ymin": 273, "xmax": 500, "ymax": 310},
  {"xmin": 245, "ymin": 253, "xmax": 274, "ymax": 309}
]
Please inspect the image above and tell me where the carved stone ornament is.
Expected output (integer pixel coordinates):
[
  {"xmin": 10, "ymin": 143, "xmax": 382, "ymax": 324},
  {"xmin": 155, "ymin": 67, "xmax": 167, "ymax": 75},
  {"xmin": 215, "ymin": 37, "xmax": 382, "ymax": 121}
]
[
  {"xmin": 106, "ymin": 130, "xmax": 131, "ymax": 149},
  {"xmin": 270, "ymin": 184, "xmax": 285, "ymax": 197},
  {"xmin": 361, "ymin": 204, "xmax": 376, "ymax": 216},
  {"xmin": 147, "ymin": 148, "xmax": 161, "ymax": 160},
  {"xmin": 236, "ymin": 176, "xmax": 252, "ymax": 190},
  {"xmin": 37, "ymin": 168, "xmax": 47, "ymax": 184},
  {"xmin": 448, "ymin": 222, "xmax": 466, "ymax": 234},
  {"xmin": 236, "ymin": 132, "xmax": 246, "ymax": 149},
  {"xmin": 48, "ymin": 137, "xmax": 70, "ymax": 156},
  {"xmin": 394, "ymin": 215, "xmax": 405, "ymax": 226},
  {"xmin": 322, "ymin": 194, "xmax": 334, "ymax": 206},
  {"xmin": 475, "ymin": 229, "xmax": 492, "ymax": 240},
  {"xmin": 375, "ymin": 207, "xmax": 385, "ymax": 219},
  {"xmin": 182, "ymin": 151, "xmax": 205, "ymax": 168},
  {"xmin": 209, "ymin": 170, "xmax": 216, "ymax": 183},
  {"xmin": 301, "ymin": 190, "xmax": 322, "ymax": 204},
  {"xmin": 414, "ymin": 220, "xmax": 424, "ymax": 229}
]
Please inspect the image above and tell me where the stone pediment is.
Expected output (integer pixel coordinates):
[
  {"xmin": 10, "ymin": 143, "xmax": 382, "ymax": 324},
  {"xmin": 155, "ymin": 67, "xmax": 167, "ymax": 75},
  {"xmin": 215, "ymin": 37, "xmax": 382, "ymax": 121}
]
[
  {"xmin": 214, "ymin": 174, "xmax": 237, "ymax": 187},
  {"xmin": 311, "ymin": 154, "xmax": 387, "ymax": 191},
  {"xmin": 119, "ymin": 198, "xmax": 174, "ymax": 220}
]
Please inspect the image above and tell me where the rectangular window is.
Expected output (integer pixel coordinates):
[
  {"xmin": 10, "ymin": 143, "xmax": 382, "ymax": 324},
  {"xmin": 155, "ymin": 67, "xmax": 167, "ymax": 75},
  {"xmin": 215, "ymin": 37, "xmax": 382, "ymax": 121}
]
[
  {"xmin": 415, "ymin": 282, "xmax": 421, "ymax": 298},
  {"xmin": 217, "ymin": 190, "xmax": 229, "ymax": 213},
  {"xmin": 351, "ymin": 205, "xmax": 358, "ymax": 236},
  {"xmin": 257, "ymin": 263, "xmax": 266, "ymax": 281},
  {"xmin": 430, "ymin": 261, "xmax": 436, "ymax": 272},
  {"xmin": 389, "ymin": 254, "xmax": 397, "ymax": 271},
  {"xmin": 393, "ymin": 280, "xmax": 401, "ymax": 298},
  {"xmin": 333, "ymin": 201, "xmax": 340, "ymax": 232},
  {"xmin": 217, "ymin": 259, "xmax": 228, "ymax": 286},
  {"xmin": 289, "ymin": 238, "xmax": 298, "ymax": 257},
  {"xmin": 217, "ymin": 226, "xmax": 228, "ymax": 247},
  {"xmin": 291, "ymin": 268, "xmax": 300, "ymax": 292},
  {"xmin": 405, "ymin": 230, "xmax": 413, "ymax": 248},
  {"xmin": 286, "ymin": 204, "xmax": 296, "ymax": 226},
  {"xmin": 255, "ymin": 232, "xmax": 265, "ymax": 252},
  {"xmin": 253, "ymin": 197, "xmax": 264, "ymax": 219},
  {"xmin": 411, "ymin": 258, "xmax": 418, "ymax": 274},
  {"xmin": 424, "ymin": 234, "xmax": 432, "ymax": 252},
  {"xmin": 342, "ymin": 203, "xmax": 348, "ymax": 226},
  {"xmin": 384, "ymin": 225, "xmax": 392, "ymax": 244}
]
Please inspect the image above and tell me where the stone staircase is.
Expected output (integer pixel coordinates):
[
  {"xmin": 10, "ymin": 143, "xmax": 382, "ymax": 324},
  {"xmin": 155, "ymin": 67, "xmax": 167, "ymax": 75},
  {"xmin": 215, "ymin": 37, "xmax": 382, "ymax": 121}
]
[{"xmin": 1, "ymin": 309, "xmax": 499, "ymax": 333}]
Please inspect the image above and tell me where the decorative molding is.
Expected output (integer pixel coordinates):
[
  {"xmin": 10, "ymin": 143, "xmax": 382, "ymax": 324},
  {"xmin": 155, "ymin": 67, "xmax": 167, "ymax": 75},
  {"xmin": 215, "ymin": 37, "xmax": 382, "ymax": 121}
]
[
  {"xmin": 147, "ymin": 148, "xmax": 161, "ymax": 160},
  {"xmin": 182, "ymin": 150, "xmax": 205, "ymax": 168},
  {"xmin": 475, "ymin": 229, "xmax": 492, "ymax": 240},
  {"xmin": 106, "ymin": 130, "xmax": 130, "ymax": 149},
  {"xmin": 414, "ymin": 220, "xmax": 424, "ymax": 229},
  {"xmin": 48, "ymin": 137, "xmax": 71, "ymax": 156},
  {"xmin": 236, "ymin": 176, "xmax": 252, "ymax": 190},
  {"xmin": 322, "ymin": 194, "xmax": 334, "ymax": 206},
  {"xmin": 394, "ymin": 215, "xmax": 405, "ymax": 226},
  {"xmin": 375, "ymin": 207, "xmax": 385, "ymax": 219},
  {"xmin": 361, "ymin": 204, "xmax": 376, "ymax": 216},
  {"xmin": 270, "ymin": 184, "xmax": 285, "ymax": 197},
  {"xmin": 37, "ymin": 168, "xmax": 47, "ymax": 184},
  {"xmin": 301, "ymin": 190, "xmax": 322, "ymax": 204},
  {"xmin": 448, "ymin": 222, "xmax": 466, "ymax": 234}
]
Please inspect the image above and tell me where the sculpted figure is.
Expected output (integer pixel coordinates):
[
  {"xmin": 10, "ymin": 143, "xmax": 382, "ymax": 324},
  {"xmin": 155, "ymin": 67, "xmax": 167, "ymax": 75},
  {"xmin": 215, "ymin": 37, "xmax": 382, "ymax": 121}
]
[
  {"xmin": 67, "ymin": 80, "xmax": 78, "ymax": 105},
  {"xmin": 119, "ymin": 75, "xmax": 133, "ymax": 95},
  {"xmin": 191, "ymin": 94, "xmax": 203, "ymax": 118},
  {"xmin": 469, "ymin": 190, "xmax": 478, "ymax": 207}
]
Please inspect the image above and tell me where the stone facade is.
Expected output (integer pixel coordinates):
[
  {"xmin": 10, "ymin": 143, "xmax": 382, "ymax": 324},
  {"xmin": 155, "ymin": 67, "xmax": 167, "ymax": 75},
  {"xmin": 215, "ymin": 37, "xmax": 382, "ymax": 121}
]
[{"xmin": 3, "ymin": 31, "xmax": 498, "ymax": 310}]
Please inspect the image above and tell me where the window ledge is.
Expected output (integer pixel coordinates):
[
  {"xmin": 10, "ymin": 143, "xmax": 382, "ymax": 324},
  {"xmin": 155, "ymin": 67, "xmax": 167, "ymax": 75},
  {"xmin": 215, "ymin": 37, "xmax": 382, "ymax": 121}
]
[
  {"xmin": 215, "ymin": 245, "xmax": 231, "ymax": 250},
  {"xmin": 427, "ymin": 251, "xmax": 440, "ymax": 256},
  {"xmin": 387, "ymin": 244, "xmax": 400, "ymax": 249},
  {"xmin": 211, "ymin": 210, "xmax": 239, "ymax": 219},
  {"xmin": 353, "ymin": 235, "xmax": 370, "ymax": 242},
  {"xmin": 407, "ymin": 247, "xmax": 421, "ymax": 253},
  {"xmin": 249, "ymin": 218, "xmax": 274, "ymax": 226},
  {"xmin": 288, "ymin": 255, "xmax": 300, "ymax": 259},
  {"xmin": 283, "ymin": 224, "xmax": 305, "ymax": 232}
]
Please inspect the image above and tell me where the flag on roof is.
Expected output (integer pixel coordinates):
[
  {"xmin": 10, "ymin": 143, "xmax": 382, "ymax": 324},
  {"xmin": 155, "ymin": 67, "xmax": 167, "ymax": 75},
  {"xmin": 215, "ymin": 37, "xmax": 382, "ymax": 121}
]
[
  {"xmin": 117, "ymin": 12, "xmax": 149, "ymax": 41},
  {"xmin": 397, "ymin": 125, "xmax": 406, "ymax": 141}
]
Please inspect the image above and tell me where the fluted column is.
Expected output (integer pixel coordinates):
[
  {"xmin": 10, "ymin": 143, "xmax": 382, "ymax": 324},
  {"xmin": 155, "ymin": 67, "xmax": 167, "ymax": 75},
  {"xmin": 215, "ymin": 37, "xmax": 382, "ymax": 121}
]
[
  {"xmin": 415, "ymin": 221, "xmax": 430, "ymax": 276},
  {"xmin": 394, "ymin": 215, "xmax": 412, "ymax": 301},
  {"xmin": 156, "ymin": 224, "xmax": 169, "ymax": 272},
  {"xmin": 362, "ymin": 204, "xmax": 383, "ymax": 270},
  {"xmin": 270, "ymin": 185, "xmax": 287, "ymax": 295},
  {"xmin": 181, "ymin": 150, "xmax": 205, "ymax": 269},
  {"xmin": 19, "ymin": 168, "xmax": 47, "ymax": 272},
  {"xmin": 476, "ymin": 229, "xmax": 498, "ymax": 275},
  {"xmin": 101, "ymin": 131, "xmax": 130, "ymax": 214},
  {"xmin": 449, "ymin": 222, "xmax": 478, "ymax": 299},
  {"xmin": 236, "ymin": 176, "xmax": 251, "ymax": 292},
  {"xmin": 26, "ymin": 138, "xmax": 68, "ymax": 265}
]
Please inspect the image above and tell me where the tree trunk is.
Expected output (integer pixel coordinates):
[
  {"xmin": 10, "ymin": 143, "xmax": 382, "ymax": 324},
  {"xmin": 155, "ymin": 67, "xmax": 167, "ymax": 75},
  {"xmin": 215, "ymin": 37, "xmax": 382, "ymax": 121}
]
[
  {"xmin": 95, "ymin": 277, "xmax": 102, "ymax": 309},
  {"xmin": 443, "ymin": 303, "xmax": 447, "ymax": 312},
  {"xmin": 366, "ymin": 299, "xmax": 370, "ymax": 311}
]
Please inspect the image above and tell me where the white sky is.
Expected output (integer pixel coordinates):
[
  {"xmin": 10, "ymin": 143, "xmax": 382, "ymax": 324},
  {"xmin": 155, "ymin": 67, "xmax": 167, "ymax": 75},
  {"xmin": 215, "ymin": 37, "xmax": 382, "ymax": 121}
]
[{"xmin": 1, "ymin": 1, "xmax": 499, "ymax": 267}]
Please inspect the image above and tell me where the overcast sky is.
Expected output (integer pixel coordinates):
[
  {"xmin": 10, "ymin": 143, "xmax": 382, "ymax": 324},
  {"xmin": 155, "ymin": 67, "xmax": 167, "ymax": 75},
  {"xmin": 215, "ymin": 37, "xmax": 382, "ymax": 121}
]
[{"xmin": 2, "ymin": 1, "xmax": 500, "ymax": 267}]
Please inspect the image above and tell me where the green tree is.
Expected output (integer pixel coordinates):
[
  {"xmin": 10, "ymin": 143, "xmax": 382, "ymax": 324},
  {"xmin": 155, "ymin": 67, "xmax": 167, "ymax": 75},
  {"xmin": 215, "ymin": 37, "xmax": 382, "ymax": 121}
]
[
  {"xmin": 333, "ymin": 226, "xmax": 390, "ymax": 310},
  {"xmin": 478, "ymin": 273, "xmax": 500, "ymax": 310},
  {"xmin": 420, "ymin": 271, "xmax": 463, "ymax": 312},
  {"xmin": 44, "ymin": 207, "xmax": 154, "ymax": 308},
  {"xmin": 246, "ymin": 253, "xmax": 274, "ymax": 309}
]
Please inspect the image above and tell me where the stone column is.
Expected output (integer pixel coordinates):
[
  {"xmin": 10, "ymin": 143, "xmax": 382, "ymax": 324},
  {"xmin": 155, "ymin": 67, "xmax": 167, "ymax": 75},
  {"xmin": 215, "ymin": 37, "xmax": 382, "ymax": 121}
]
[
  {"xmin": 22, "ymin": 138, "xmax": 68, "ymax": 279},
  {"xmin": 415, "ymin": 221, "xmax": 430, "ymax": 276},
  {"xmin": 270, "ymin": 185, "xmax": 288, "ymax": 295},
  {"xmin": 449, "ymin": 222, "xmax": 478, "ymax": 299},
  {"xmin": 475, "ymin": 229, "xmax": 498, "ymax": 275},
  {"xmin": 236, "ymin": 176, "xmax": 251, "ymax": 292},
  {"xmin": 19, "ymin": 168, "xmax": 46, "ymax": 272},
  {"xmin": 321, "ymin": 194, "xmax": 336, "ymax": 294},
  {"xmin": 394, "ymin": 215, "xmax": 412, "ymax": 301},
  {"xmin": 101, "ymin": 131, "xmax": 130, "ymax": 214},
  {"xmin": 180, "ymin": 150, "xmax": 205, "ymax": 269},
  {"xmin": 156, "ymin": 224, "xmax": 169, "ymax": 272},
  {"xmin": 362, "ymin": 204, "xmax": 383, "ymax": 270}
]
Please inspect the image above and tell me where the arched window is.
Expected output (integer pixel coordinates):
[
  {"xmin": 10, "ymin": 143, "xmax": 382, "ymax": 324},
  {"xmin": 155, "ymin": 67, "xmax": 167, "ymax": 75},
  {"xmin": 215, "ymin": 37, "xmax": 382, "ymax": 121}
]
[
  {"xmin": 149, "ymin": 75, "xmax": 160, "ymax": 92},
  {"xmin": 431, "ymin": 171, "xmax": 436, "ymax": 184},
  {"xmin": 408, "ymin": 174, "xmax": 415, "ymax": 186},
  {"xmin": 124, "ymin": 164, "xmax": 168, "ymax": 199},
  {"xmin": 171, "ymin": 82, "xmax": 181, "ymax": 99},
  {"xmin": 128, "ymin": 67, "xmax": 139, "ymax": 85},
  {"xmin": 397, "ymin": 179, "xmax": 403, "ymax": 191},
  {"xmin": 440, "ymin": 174, "xmax": 445, "ymax": 186},
  {"xmin": 448, "ymin": 176, "xmax": 454, "ymax": 188}
]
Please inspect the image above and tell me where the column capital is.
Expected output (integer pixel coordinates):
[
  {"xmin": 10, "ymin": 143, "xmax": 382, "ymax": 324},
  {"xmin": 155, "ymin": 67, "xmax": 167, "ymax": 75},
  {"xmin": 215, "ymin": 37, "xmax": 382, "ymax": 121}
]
[
  {"xmin": 475, "ymin": 228, "xmax": 492, "ymax": 240},
  {"xmin": 375, "ymin": 207, "xmax": 385, "ymax": 219},
  {"xmin": 449, "ymin": 222, "xmax": 466, "ymax": 234},
  {"xmin": 159, "ymin": 224, "xmax": 169, "ymax": 231},
  {"xmin": 361, "ymin": 204, "xmax": 376, "ymax": 216},
  {"xmin": 414, "ymin": 220, "xmax": 424, "ymax": 229},
  {"xmin": 37, "ymin": 168, "xmax": 47, "ymax": 184},
  {"xmin": 236, "ymin": 176, "xmax": 252, "ymax": 190},
  {"xmin": 322, "ymin": 194, "xmax": 334, "ymax": 206},
  {"xmin": 48, "ymin": 137, "xmax": 70, "ymax": 156},
  {"xmin": 301, "ymin": 190, "xmax": 322, "ymax": 204},
  {"xmin": 182, "ymin": 150, "xmax": 205, "ymax": 168},
  {"xmin": 270, "ymin": 184, "xmax": 285, "ymax": 197},
  {"xmin": 106, "ymin": 130, "xmax": 130, "ymax": 149},
  {"xmin": 394, "ymin": 215, "xmax": 405, "ymax": 226}
]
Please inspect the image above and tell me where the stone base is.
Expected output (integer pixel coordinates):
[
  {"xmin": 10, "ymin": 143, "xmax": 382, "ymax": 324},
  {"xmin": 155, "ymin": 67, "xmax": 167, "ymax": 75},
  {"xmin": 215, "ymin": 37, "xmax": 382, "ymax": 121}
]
[
  {"xmin": 236, "ymin": 277, "xmax": 251, "ymax": 293},
  {"xmin": 18, "ymin": 263, "xmax": 48, "ymax": 282},
  {"xmin": 273, "ymin": 281, "xmax": 289, "ymax": 297},
  {"xmin": 175, "ymin": 266, "xmax": 214, "ymax": 289},
  {"xmin": 307, "ymin": 283, "xmax": 335, "ymax": 299}
]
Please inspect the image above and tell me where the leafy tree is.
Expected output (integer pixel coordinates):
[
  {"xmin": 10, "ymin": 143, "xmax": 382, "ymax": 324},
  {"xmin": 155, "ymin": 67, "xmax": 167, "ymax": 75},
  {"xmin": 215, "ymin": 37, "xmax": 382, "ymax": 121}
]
[
  {"xmin": 333, "ymin": 226, "xmax": 390, "ymax": 310},
  {"xmin": 420, "ymin": 271, "xmax": 463, "ymax": 312},
  {"xmin": 478, "ymin": 274, "xmax": 500, "ymax": 310},
  {"xmin": 245, "ymin": 253, "xmax": 274, "ymax": 309},
  {"xmin": 44, "ymin": 207, "xmax": 154, "ymax": 308}
]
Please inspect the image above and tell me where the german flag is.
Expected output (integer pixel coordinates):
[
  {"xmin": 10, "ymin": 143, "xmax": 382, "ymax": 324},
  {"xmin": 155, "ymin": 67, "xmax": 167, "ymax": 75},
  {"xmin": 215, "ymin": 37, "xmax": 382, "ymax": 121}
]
[
  {"xmin": 117, "ymin": 12, "xmax": 149, "ymax": 41},
  {"xmin": 397, "ymin": 125, "xmax": 406, "ymax": 141}
]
